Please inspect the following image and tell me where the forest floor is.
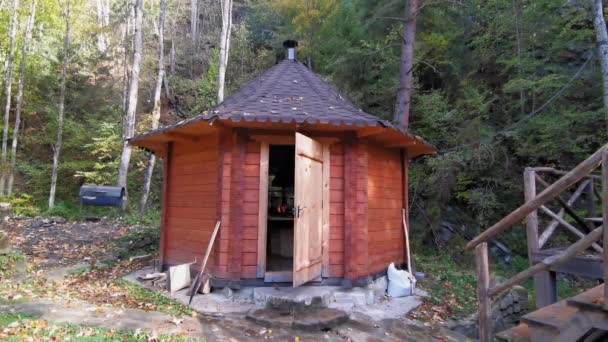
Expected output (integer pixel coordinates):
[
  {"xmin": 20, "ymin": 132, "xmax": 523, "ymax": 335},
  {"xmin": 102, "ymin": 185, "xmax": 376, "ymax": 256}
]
[{"xmin": 0, "ymin": 216, "xmax": 469, "ymax": 341}]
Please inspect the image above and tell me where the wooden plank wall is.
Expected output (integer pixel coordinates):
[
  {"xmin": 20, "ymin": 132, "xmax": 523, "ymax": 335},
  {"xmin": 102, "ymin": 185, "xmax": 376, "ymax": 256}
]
[
  {"xmin": 164, "ymin": 137, "xmax": 219, "ymax": 271},
  {"xmin": 343, "ymin": 140, "xmax": 370, "ymax": 280},
  {"xmin": 329, "ymin": 144, "xmax": 345, "ymax": 277},
  {"xmin": 367, "ymin": 143, "xmax": 405, "ymax": 274},
  {"xmin": 242, "ymin": 140, "xmax": 261, "ymax": 278}
]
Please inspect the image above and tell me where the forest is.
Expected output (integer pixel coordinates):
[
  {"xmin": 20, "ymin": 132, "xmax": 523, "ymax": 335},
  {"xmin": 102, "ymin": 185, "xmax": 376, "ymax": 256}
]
[{"xmin": 0, "ymin": 0, "xmax": 606, "ymax": 255}]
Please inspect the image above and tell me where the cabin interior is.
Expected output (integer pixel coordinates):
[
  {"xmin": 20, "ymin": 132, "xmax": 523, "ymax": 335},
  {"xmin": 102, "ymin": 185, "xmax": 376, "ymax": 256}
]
[{"xmin": 265, "ymin": 145, "xmax": 295, "ymax": 279}]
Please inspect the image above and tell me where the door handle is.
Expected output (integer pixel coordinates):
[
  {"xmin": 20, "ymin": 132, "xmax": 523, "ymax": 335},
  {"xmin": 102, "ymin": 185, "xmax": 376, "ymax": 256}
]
[{"xmin": 295, "ymin": 205, "xmax": 306, "ymax": 218}]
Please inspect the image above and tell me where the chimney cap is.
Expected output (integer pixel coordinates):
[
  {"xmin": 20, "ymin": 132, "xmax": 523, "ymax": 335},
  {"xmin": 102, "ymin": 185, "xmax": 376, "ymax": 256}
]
[{"xmin": 283, "ymin": 40, "xmax": 298, "ymax": 48}]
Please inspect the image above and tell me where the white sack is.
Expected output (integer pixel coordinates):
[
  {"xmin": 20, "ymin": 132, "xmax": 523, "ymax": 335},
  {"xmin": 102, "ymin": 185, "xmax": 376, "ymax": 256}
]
[{"xmin": 387, "ymin": 262, "xmax": 416, "ymax": 297}]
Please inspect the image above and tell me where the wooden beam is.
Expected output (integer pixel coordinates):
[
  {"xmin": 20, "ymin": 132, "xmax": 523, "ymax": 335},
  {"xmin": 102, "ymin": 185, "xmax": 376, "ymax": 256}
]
[
  {"xmin": 531, "ymin": 167, "xmax": 602, "ymax": 181},
  {"xmin": 321, "ymin": 144, "xmax": 330, "ymax": 277},
  {"xmin": 539, "ymin": 180, "xmax": 590, "ymax": 248},
  {"xmin": 166, "ymin": 131, "xmax": 201, "ymax": 142},
  {"xmin": 250, "ymin": 134, "xmax": 294, "ymax": 145},
  {"xmin": 257, "ymin": 143, "xmax": 269, "ymax": 278},
  {"xmin": 229, "ymin": 131, "xmax": 245, "ymax": 281},
  {"xmin": 466, "ymin": 144, "xmax": 606, "ymax": 250},
  {"xmin": 159, "ymin": 142, "xmax": 172, "ymax": 268},
  {"xmin": 602, "ymin": 148, "xmax": 608, "ymax": 309},
  {"xmin": 535, "ymin": 175, "xmax": 593, "ymax": 234},
  {"xmin": 490, "ymin": 226, "xmax": 603, "ymax": 297},
  {"xmin": 475, "ymin": 242, "xmax": 491, "ymax": 342},
  {"xmin": 588, "ymin": 179, "xmax": 597, "ymax": 218},
  {"xmin": 539, "ymin": 205, "xmax": 603, "ymax": 253},
  {"xmin": 385, "ymin": 141, "xmax": 417, "ymax": 148},
  {"xmin": 343, "ymin": 141, "xmax": 356, "ymax": 280}
]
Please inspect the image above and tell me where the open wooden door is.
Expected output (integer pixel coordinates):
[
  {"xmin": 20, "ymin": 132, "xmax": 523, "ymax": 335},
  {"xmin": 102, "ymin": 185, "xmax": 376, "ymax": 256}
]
[{"xmin": 293, "ymin": 132, "xmax": 324, "ymax": 287}]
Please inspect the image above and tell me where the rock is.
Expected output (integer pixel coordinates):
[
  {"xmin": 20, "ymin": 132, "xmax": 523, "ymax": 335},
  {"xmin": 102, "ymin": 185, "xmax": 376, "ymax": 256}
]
[
  {"xmin": 246, "ymin": 307, "xmax": 348, "ymax": 331},
  {"xmin": 223, "ymin": 287, "xmax": 234, "ymax": 298},
  {"xmin": 51, "ymin": 217, "xmax": 67, "ymax": 224},
  {"xmin": 30, "ymin": 220, "xmax": 44, "ymax": 228}
]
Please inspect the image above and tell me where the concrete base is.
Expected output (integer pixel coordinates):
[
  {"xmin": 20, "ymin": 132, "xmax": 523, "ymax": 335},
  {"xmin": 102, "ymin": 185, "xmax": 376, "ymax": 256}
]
[
  {"xmin": 246, "ymin": 307, "xmax": 348, "ymax": 330},
  {"xmin": 124, "ymin": 268, "xmax": 425, "ymax": 323}
]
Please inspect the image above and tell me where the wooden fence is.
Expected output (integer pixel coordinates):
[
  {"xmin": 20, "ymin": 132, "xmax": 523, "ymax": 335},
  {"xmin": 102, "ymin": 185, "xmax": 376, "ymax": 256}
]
[{"xmin": 465, "ymin": 144, "xmax": 608, "ymax": 341}]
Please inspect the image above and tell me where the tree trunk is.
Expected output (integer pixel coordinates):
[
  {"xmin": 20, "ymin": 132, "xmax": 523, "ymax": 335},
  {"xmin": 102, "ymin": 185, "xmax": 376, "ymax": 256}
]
[
  {"xmin": 49, "ymin": 0, "xmax": 70, "ymax": 208},
  {"xmin": 217, "ymin": 0, "xmax": 233, "ymax": 104},
  {"xmin": 0, "ymin": 0, "xmax": 19, "ymax": 196},
  {"xmin": 140, "ymin": 0, "xmax": 165, "ymax": 215},
  {"xmin": 393, "ymin": 0, "xmax": 418, "ymax": 132},
  {"xmin": 593, "ymin": 0, "xmax": 608, "ymax": 135},
  {"xmin": 8, "ymin": 0, "xmax": 37, "ymax": 195},
  {"xmin": 117, "ymin": 0, "xmax": 143, "ymax": 211},
  {"xmin": 190, "ymin": 0, "xmax": 197, "ymax": 76},
  {"xmin": 96, "ymin": 0, "xmax": 108, "ymax": 51}
]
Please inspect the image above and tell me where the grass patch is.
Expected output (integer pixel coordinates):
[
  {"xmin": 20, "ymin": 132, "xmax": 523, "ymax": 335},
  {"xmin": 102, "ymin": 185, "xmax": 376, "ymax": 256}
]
[
  {"xmin": 415, "ymin": 253, "xmax": 478, "ymax": 320},
  {"xmin": 114, "ymin": 280, "xmax": 194, "ymax": 316},
  {"xmin": 0, "ymin": 251, "xmax": 25, "ymax": 278},
  {"xmin": 0, "ymin": 313, "xmax": 203, "ymax": 341}
]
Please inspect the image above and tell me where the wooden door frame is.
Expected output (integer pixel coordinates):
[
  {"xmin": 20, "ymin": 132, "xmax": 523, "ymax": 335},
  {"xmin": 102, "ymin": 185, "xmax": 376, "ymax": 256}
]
[{"xmin": 256, "ymin": 139, "xmax": 331, "ymax": 281}]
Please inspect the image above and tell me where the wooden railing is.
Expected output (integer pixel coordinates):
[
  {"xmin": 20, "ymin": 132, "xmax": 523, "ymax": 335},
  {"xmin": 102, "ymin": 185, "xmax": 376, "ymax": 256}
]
[{"xmin": 466, "ymin": 144, "xmax": 608, "ymax": 342}]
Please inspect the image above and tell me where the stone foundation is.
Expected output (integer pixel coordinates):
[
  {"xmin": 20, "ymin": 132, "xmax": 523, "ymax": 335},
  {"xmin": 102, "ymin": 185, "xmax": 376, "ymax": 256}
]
[{"xmin": 445, "ymin": 285, "xmax": 529, "ymax": 338}]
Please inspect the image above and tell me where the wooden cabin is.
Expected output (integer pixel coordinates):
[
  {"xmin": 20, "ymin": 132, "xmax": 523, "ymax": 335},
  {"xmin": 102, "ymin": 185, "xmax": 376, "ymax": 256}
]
[{"xmin": 130, "ymin": 44, "xmax": 436, "ymax": 288}]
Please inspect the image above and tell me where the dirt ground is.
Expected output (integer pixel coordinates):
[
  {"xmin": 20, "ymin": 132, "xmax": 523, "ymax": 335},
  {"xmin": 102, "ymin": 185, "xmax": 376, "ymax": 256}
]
[{"xmin": 0, "ymin": 216, "xmax": 469, "ymax": 341}]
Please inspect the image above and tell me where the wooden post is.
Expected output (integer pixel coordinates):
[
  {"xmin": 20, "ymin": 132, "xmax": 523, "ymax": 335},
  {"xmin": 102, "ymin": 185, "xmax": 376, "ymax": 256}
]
[
  {"xmin": 475, "ymin": 242, "xmax": 491, "ymax": 342},
  {"xmin": 256, "ymin": 142, "xmax": 269, "ymax": 278},
  {"xmin": 158, "ymin": 142, "xmax": 172, "ymax": 269},
  {"xmin": 525, "ymin": 168, "xmax": 556, "ymax": 308},
  {"xmin": 602, "ymin": 148, "xmax": 608, "ymax": 309},
  {"xmin": 588, "ymin": 179, "xmax": 597, "ymax": 219}
]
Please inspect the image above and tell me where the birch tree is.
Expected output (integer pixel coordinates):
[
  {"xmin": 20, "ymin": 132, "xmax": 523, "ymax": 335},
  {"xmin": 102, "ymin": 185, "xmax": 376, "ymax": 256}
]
[
  {"xmin": 7, "ymin": 0, "xmax": 38, "ymax": 195},
  {"xmin": 592, "ymin": 0, "xmax": 608, "ymax": 135},
  {"xmin": 139, "ymin": 0, "xmax": 165, "ymax": 215},
  {"xmin": 217, "ymin": 0, "xmax": 233, "ymax": 104},
  {"xmin": 117, "ymin": 0, "xmax": 143, "ymax": 210},
  {"xmin": 96, "ymin": 0, "xmax": 109, "ymax": 51},
  {"xmin": 0, "ymin": 0, "xmax": 20, "ymax": 195},
  {"xmin": 393, "ymin": 0, "xmax": 417, "ymax": 132},
  {"xmin": 49, "ymin": 0, "xmax": 70, "ymax": 208}
]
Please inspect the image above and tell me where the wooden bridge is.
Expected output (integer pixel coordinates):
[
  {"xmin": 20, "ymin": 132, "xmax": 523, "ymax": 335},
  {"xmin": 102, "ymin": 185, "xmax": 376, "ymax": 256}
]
[{"xmin": 466, "ymin": 144, "xmax": 608, "ymax": 341}]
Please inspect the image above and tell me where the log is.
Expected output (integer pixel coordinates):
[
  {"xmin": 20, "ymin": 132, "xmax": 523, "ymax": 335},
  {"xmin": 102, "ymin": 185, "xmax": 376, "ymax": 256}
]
[
  {"xmin": 489, "ymin": 226, "xmax": 603, "ymax": 297},
  {"xmin": 539, "ymin": 205, "xmax": 603, "ymax": 253},
  {"xmin": 539, "ymin": 180, "xmax": 590, "ymax": 248},
  {"xmin": 466, "ymin": 144, "xmax": 607, "ymax": 250},
  {"xmin": 475, "ymin": 242, "xmax": 491, "ymax": 342},
  {"xmin": 535, "ymin": 175, "xmax": 592, "ymax": 233}
]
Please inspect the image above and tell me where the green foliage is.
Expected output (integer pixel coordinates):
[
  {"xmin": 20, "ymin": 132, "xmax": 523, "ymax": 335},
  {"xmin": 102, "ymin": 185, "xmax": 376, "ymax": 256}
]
[
  {"xmin": 75, "ymin": 122, "xmax": 121, "ymax": 186},
  {"xmin": 0, "ymin": 194, "xmax": 40, "ymax": 217},
  {"xmin": 42, "ymin": 201, "xmax": 82, "ymax": 221},
  {"xmin": 0, "ymin": 251, "xmax": 25, "ymax": 278}
]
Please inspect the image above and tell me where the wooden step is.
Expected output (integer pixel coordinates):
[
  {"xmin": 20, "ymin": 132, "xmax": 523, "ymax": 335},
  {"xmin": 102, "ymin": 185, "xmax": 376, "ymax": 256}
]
[
  {"xmin": 520, "ymin": 301, "xmax": 579, "ymax": 331},
  {"xmin": 566, "ymin": 284, "xmax": 606, "ymax": 312},
  {"xmin": 495, "ymin": 323, "xmax": 530, "ymax": 342}
]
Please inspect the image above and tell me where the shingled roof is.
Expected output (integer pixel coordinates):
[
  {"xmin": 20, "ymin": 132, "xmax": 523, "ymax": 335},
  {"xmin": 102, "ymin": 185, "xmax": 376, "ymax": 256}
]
[
  {"xmin": 129, "ymin": 57, "xmax": 436, "ymax": 157},
  {"xmin": 211, "ymin": 59, "xmax": 392, "ymax": 127}
]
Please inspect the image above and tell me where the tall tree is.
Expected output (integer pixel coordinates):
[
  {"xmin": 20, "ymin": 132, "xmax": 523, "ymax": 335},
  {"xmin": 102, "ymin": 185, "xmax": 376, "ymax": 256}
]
[
  {"xmin": 117, "ymin": 0, "xmax": 143, "ymax": 210},
  {"xmin": 217, "ymin": 0, "xmax": 233, "ymax": 103},
  {"xmin": 8, "ymin": 0, "xmax": 38, "ymax": 195},
  {"xmin": 393, "ymin": 0, "xmax": 418, "ymax": 132},
  {"xmin": 96, "ymin": 0, "xmax": 110, "ymax": 51},
  {"xmin": 140, "ymin": 0, "xmax": 165, "ymax": 215},
  {"xmin": 593, "ymin": 0, "xmax": 608, "ymax": 134},
  {"xmin": 49, "ymin": 0, "xmax": 70, "ymax": 208},
  {"xmin": 0, "ymin": 0, "xmax": 20, "ymax": 195}
]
